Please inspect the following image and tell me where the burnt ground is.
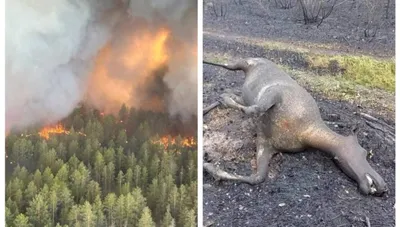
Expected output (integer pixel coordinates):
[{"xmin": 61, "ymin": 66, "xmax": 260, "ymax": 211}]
[
  {"xmin": 202, "ymin": 0, "xmax": 395, "ymax": 226},
  {"xmin": 203, "ymin": 0, "xmax": 395, "ymax": 58}
]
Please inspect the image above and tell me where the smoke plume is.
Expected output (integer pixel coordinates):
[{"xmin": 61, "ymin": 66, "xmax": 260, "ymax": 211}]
[{"xmin": 6, "ymin": 0, "xmax": 197, "ymax": 132}]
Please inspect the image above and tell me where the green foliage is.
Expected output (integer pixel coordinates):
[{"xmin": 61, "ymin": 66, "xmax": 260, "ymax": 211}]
[
  {"xmin": 138, "ymin": 207, "xmax": 156, "ymax": 227},
  {"xmin": 307, "ymin": 54, "xmax": 395, "ymax": 92},
  {"xmin": 5, "ymin": 105, "xmax": 197, "ymax": 227},
  {"xmin": 13, "ymin": 213, "xmax": 31, "ymax": 227}
]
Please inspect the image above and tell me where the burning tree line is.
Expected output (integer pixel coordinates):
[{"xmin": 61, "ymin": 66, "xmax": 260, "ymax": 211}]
[{"xmin": 6, "ymin": 104, "xmax": 197, "ymax": 227}]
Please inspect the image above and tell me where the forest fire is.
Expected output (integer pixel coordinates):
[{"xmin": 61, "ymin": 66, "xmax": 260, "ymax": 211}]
[
  {"xmin": 86, "ymin": 27, "xmax": 171, "ymax": 114},
  {"xmin": 38, "ymin": 124, "xmax": 69, "ymax": 140},
  {"xmin": 38, "ymin": 124, "xmax": 86, "ymax": 140},
  {"xmin": 6, "ymin": 1, "xmax": 198, "ymax": 226},
  {"xmin": 152, "ymin": 136, "xmax": 196, "ymax": 149}
]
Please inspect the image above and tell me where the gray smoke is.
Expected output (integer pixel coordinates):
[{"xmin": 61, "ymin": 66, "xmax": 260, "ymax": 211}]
[{"xmin": 6, "ymin": 0, "xmax": 197, "ymax": 132}]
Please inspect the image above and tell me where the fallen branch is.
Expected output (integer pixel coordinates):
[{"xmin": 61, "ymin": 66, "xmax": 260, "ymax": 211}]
[
  {"xmin": 358, "ymin": 112, "xmax": 395, "ymax": 132},
  {"xmin": 365, "ymin": 215, "xmax": 371, "ymax": 227},
  {"xmin": 325, "ymin": 121, "xmax": 345, "ymax": 128},
  {"xmin": 365, "ymin": 121, "xmax": 395, "ymax": 139},
  {"xmin": 204, "ymin": 101, "xmax": 221, "ymax": 115},
  {"xmin": 326, "ymin": 113, "xmax": 340, "ymax": 120},
  {"xmin": 373, "ymin": 132, "xmax": 395, "ymax": 146}
]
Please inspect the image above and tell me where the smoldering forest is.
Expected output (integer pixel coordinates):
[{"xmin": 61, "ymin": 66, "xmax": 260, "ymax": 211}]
[{"xmin": 6, "ymin": 0, "xmax": 197, "ymax": 132}]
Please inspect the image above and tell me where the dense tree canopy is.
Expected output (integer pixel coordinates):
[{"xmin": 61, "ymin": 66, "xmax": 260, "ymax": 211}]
[{"xmin": 6, "ymin": 105, "xmax": 197, "ymax": 227}]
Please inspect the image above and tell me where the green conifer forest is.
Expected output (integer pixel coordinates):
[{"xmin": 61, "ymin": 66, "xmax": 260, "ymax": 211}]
[{"xmin": 5, "ymin": 104, "xmax": 197, "ymax": 227}]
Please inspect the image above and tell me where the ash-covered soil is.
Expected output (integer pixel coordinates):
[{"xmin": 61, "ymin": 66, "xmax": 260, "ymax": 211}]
[
  {"xmin": 203, "ymin": 0, "xmax": 395, "ymax": 58},
  {"xmin": 202, "ymin": 1, "xmax": 395, "ymax": 226},
  {"xmin": 203, "ymin": 66, "xmax": 395, "ymax": 226}
]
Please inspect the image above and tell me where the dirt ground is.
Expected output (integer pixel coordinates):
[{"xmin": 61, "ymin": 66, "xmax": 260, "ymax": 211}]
[{"xmin": 202, "ymin": 1, "xmax": 395, "ymax": 226}]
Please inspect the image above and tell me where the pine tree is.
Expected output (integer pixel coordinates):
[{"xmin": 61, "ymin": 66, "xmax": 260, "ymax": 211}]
[
  {"xmin": 68, "ymin": 140, "xmax": 79, "ymax": 158},
  {"xmin": 58, "ymin": 184, "xmax": 74, "ymax": 224},
  {"xmin": 141, "ymin": 166, "xmax": 148, "ymax": 189},
  {"xmin": 147, "ymin": 178, "xmax": 159, "ymax": 214},
  {"xmin": 115, "ymin": 194, "xmax": 125, "ymax": 226},
  {"xmin": 103, "ymin": 115, "xmax": 116, "ymax": 143},
  {"xmin": 93, "ymin": 195, "xmax": 105, "ymax": 226},
  {"xmin": 67, "ymin": 204, "xmax": 80, "ymax": 226},
  {"xmin": 131, "ymin": 188, "xmax": 147, "ymax": 225},
  {"xmin": 13, "ymin": 213, "xmax": 31, "ymax": 227},
  {"xmin": 13, "ymin": 189, "xmax": 23, "ymax": 211},
  {"xmin": 39, "ymin": 148, "xmax": 57, "ymax": 172},
  {"xmin": 116, "ymin": 171, "xmax": 124, "ymax": 195},
  {"xmin": 133, "ymin": 164, "xmax": 141, "ymax": 188},
  {"xmin": 162, "ymin": 205, "xmax": 174, "ymax": 227},
  {"xmin": 11, "ymin": 138, "xmax": 34, "ymax": 165},
  {"xmin": 33, "ymin": 170, "xmax": 43, "ymax": 189},
  {"xmin": 42, "ymin": 167, "xmax": 54, "ymax": 186},
  {"xmin": 80, "ymin": 201, "xmax": 96, "ymax": 227},
  {"xmin": 55, "ymin": 164, "xmax": 69, "ymax": 183},
  {"xmin": 125, "ymin": 168, "xmax": 134, "ymax": 190},
  {"xmin": 5, "ymin": 207, "xmax": 13, "ymax": 226},
  {"xmin": 70, "ymin": 169, "xmax": 87, "ymax": 202},
  {"xmin": 86, "ymin": 180, "xmax": 101, "ymax": 203},
  {"xmin": 116, "ymin": 130, "xmax": 128, "ymax": 149},
  {"xmin": 49, "ymin": 190, "xmax": 58, "ymax": 226},
  {"xmin": 6, "ymin": 198, "xmax": 18, "ymax": 219},
  {"xmin": 138, "ymin": 207, "xmax": 156, "ymax": 227},
  {"xmin": 181, "ymin": 208, "xmax": 196, "ymax": 227},
  {"xmin": 82, "ymin": 140, "xmax": 93, "ymax": 165},
  {"xmin": 119, "ymin": 104, "xmax": 128, "ymax": 122},
  {"xmin": 24, "ymin": 181, "xmax": 38, "ymax": 206},
  {"xmin": 72, "ymin": 114, "xmax": 85, "ymax": 131},
  {"xmin": 149, "ymin": 155, "xmax": 160, "ymax": 181},
  {"xmin": 93, "ymin": 151, "xmax": 105, "ymax": 183},
  {"xmin": 26, "ymin": 193, "xmax": 51, "ymax": 226},
  {"xmin": 104, "ymin": 148, "xmax": 116, "ymax": 165},
  {"xmin": 104, "ymin": 193, "xmax": 117, "ymax": 226},
  {"xmin": 168, "ymin": 185, "xmax": 179, "ymax": 217},
  {"xmin": 14, "ymin": 166, "xmax": 29, "ymax": 185}
]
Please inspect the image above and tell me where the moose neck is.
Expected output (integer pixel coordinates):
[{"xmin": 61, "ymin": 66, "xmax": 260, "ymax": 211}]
[{"xmin": 303, "ymin": 124, "xmax": 346, "ymax": 157}]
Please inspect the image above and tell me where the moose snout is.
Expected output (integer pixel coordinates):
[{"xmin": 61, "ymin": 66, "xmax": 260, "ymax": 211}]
[{"xmin": 358, "ymin": 170, "xmax": 387, "ymax": 196}]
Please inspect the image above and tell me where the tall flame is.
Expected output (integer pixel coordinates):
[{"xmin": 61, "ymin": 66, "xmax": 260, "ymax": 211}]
[
  {"xmin": 122, "ymin": 28, "xmax": 169, "ymax": 70},
  {"xmin": 86, "ymin": 27, "xmax": 171, "ymax": 113}
]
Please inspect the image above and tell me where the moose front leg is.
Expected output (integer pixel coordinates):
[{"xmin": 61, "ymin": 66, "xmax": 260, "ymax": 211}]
[{"xmin": 203, "ymin": 126, "xmax": 276, "ymax": 185}]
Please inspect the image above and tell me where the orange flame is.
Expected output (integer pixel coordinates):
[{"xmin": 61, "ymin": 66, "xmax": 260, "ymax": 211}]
[
  {"xmin": 86, "ymin": 27, "xmax": 171, "ymax": 114},
  {"xmin": 38, "ymin": 124, "xmax": 86, "ymax": 140},
  {"xmin": 152, "ymin": 136, "xmax": 196, "ymax": 149},
  {"xmin": 182, "ymin": 137, "xmax": 196, "ymax": 147},
  {"xmin": 38, "ymin": 124, "xmax": 69, "ymax": 140}
]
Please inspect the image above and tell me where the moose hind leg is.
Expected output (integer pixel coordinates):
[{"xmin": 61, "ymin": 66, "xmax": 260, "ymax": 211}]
[
  {"xmin": 204, "ymin": 127, "xmax": 276, "ymax": 185},
  {"xmin": 219, "ymin": 92, "xmax": 246, "ymax": 108},
  {"xmin": 203, "ymin": 92, "xmax": 245, "ymax": 115},
  {"xmin": 218, "ymin": 93, "xmax": 262, "ymax": 115}
]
